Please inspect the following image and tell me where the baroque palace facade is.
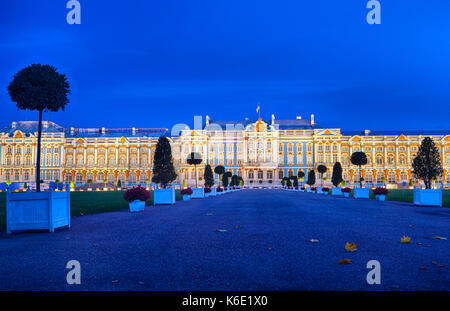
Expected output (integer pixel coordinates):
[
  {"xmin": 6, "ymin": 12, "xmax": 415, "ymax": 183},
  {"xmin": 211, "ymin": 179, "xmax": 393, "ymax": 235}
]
[{"xmin": 1, "ymin": 115, "xmax": 450, "ymax": 188}]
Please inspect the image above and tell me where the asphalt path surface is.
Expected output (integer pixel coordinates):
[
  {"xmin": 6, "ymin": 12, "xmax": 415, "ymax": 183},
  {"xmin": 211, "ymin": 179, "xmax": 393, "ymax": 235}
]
[{"xmin": 1, "ymin": 189, "xmax": 450, "ymax": 290}]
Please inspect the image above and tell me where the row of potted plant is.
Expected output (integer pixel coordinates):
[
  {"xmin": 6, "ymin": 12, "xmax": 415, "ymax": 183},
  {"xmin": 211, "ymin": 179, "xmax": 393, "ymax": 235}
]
[{"xmin": 180, "ymin": 186, "xmax": 242, "ymax": 201}]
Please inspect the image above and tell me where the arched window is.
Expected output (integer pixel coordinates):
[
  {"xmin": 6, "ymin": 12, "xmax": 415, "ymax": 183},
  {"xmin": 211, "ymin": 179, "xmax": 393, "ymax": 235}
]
[
  {"xmin": 15, "ymin": 156, "xmax": 21, "ymax": 166},
  {"xmin": 129, "ymin": 172, "xmax": 137, "ymax": 184},
  {"xmin": 376, "ymin": 155, "xmax": 383, "ymax": 165},
  {"xmin": 65, "ymin": 173, "xmax": 72, "ymax": 183},
  {"xmin": 76, "ymin": 173, "xmax": 83, "ymax": 183},
  {"xmin": 278, "ymin": 169, "xmax": 283, "ymax": 179},
  {"xmin": 365, "ymin": 173, "xmax": 373, "ymax": 183},
  {"xmin": 399, "ymin": 154, "xmax": 406, "ymax": 165},
  {"xmin": 388, "ymin": 172, "xmax": 396, "ymax": 184},
  {"xmin": 248, "ymin": 170, "xmax": 254, "ymax": 179},
  {"xmin": 24, "ymin": 171, "xmax": 30, "ymax": 180},
  {"xmin": 46, "ymin": 171, "xmax": 52, "ymax": 181},
  {"xmin": 258, "ymin": 170, "xmax": 263, "ymax": 179},
  {"xmin": 388, "ymin": 155, "xmax": 395, "ymax": 165},
  {"xmin": 376, "ymin": 172, "xmax": 384, "ymax": 183},
  {"xmin": 15, "ymin": 171, "xmax": 20, "ymax": 181},
  {"xmin": 400, "ymin": 171, "xmax": 408, "ymax": 181},
  {"xmin": 97, "ymin": 172, "xmax": 104, "ymax": 182}
]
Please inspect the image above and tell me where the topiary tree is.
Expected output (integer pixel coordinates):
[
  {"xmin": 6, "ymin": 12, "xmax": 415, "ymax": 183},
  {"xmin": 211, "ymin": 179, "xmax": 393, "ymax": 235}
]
[
  {"xmin": 290, "ymin": 176, "xmax": 298, "ymax": 187},
  {"xmin": 204, "ymin": 164, "xmax": 214, "ymax": 187},
  {"xmin": 331, "ymin": 162, "xmax": 343, "ymax": 187},
  {"xmin": 412, "ymin": 137, "xmax": 443, "ymax": 189},
  {"xmin": 222, "ymin": 171, "xmax": 232, "ymax": 187},
  {"xmin": 281, "ymin": 177, "xmax": 287, "ymax": 187},
  {"xmin": 117, "ymin": 180, "xmax": 122, "ymax": 189},
  {"xmin": 230, "ymin": 174, "xmax": 239, "ymax": 187},
  {"xmin": 351, "ymin": 151, "xmax": 368, "ymax": 187},
  {"xmin": 214, "ymin": 165, "xmax": 225, "ymax": 186},
  {"xmin": 187, "ymin": 152, "xmax": 202, "ymax": 188},
  {"xmin": 317, "ymin": 165, "xmax": 327, "ymax": 186},
  {"xmin": 286, "ymin": 178, "xmax": 292, "ymax": 187},
  {"xmin": 307, "ymin": 170, "xmax": 316, "ymax": 186},
  {"xmin": 151, "ymin": 136, "xmax": 177, "ymax": 188},
  {"xmin": 8, "ymin": 64, "xmax": 70, "ymax": 192},
  {"xmin": 23, "ymin": 182, "xmax": 28, "ymax": 190}
]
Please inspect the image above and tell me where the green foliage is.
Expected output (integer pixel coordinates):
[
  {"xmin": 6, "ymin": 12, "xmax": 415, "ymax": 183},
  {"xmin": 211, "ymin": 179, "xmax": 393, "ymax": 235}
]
[
  {"xmin": 298, "ymin": 170, "xmax": 305, "ymax": 179},
  {"xmin": 8, "ymin": 64, "xmax": 70, "ymax": 193},
  {"xmin": 351, "ymin": 152, "xmax": 368, "ymax": 187},
  {"xmin": 204, "ymin": 164, "xmax": 214, "ymax": 187},
  {"xmin": 87, "ymin": 179, "xmax": 93, "ymax": 184},
  {"xmin": 222, "ymin": 171, "xmax": 232, "ymax": 187},
  {"xmin": 214, "ymin": 165, "xmax": 225, "ymax": 186},
  {"xmin": 151, "ymin": 136, "xmax": 177, "ymax": 188},
  {"xmin": 117, "ymin": 180, "xmax": 122, "ymax": 188},
  {"xmin": 290, "ymin": 176, "xmax": 298, "ymax": 187},
  {"xmin": 23, "ymin": 182, "xmax": 28, "ymax": 190},
  {"xmin": 186, "ymin": 152, "xmax": 202, "ymax": 166},
  {"xmin": 281, "ymin": 178, "xmax": 286, "ymax": 186},
  {"xmin": 317, "ymin": 164, "xmax": 327, "ymax": 186},
  {"xmin": 332, "ymin": 162, "xmax": 343, "ymax": 187},
  {"xmin": 412, "ymin": 137, "xmax": 443, "ymax": 189},
  {"xmin": 286, "ymin": 178, "xmax": 292, "ymax": 187},
  {"xmin": 230, "ymin": 175, "xmax": 239, "ymax": 186},
  {"xmin": 307, "ymin": 170, "xmax": 316, "ymax": 186}
]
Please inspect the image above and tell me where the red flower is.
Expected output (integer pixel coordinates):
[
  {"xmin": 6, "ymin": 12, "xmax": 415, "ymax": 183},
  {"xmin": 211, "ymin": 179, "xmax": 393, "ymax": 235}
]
[
  {"xmin": 181, "ymin": 188, "xmax": 193, "ymax": 195},
  {"xmin": 123, "ymin": 185, "xmax": 150, "ymax": 202},
  {"xmin": 342, "ymin": 187, "xmax": 352, "ymax": 193},
  {"xmin": 373, "ymin": 187, "xmax": 389, "ymax": 195},
  {"xmin": 204, "ymin": 187, "xmax": 212, "ymax": 193}
]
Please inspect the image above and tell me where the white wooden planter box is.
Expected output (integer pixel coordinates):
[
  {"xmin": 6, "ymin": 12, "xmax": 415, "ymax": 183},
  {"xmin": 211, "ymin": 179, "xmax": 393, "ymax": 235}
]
[
  {"xmin": 191, "ymin": 188, "xmax": 205, "ymax": 199},
  {"xmin": 354, "ymin": 187, "xmax": 370, "ymax": 199},
  {"xmin": 210, "ymin": 187, "xmax": 217, "ymax": 196},
  {"xmin": 129, "ymin": 200, "xmax": 145, "ymax": 212},
  {"xmin": 153, "ymin": 188, "xmax": 176, "ymax": 205},
  {"xmin": 332, "ymin": 187, "xmax": 343, "ymax": 196},
  {"xmin": 414, "ymin": 188, "xmax": 442, "ymax": 207},
  {"xmin": 306, "ymin": 188, "xmax": 313, "ymax": 193},
  {"xmin": 316, "ymin": 187, "xmax": 323, "ymax": 194},
  {"xmin": 6, "ymin": 189, "xmax": 70, "ymax": 234}
]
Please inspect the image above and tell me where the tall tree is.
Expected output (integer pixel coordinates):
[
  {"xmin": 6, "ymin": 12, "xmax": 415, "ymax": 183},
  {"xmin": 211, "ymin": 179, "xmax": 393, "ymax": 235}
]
[
  {"xmin": 412, "ymin": 137, "xmax": 443, "ymax": 189},
  {"xmin": 222, "ymin": 171, "xmax": 232, "ymax": 187},
  {"xmin": 204, "ymin": 164, "xmax": 214, "ymax": 187},
  {"xmin": 214, "ymin": 165, "xmax": 225, "ymax": 186},
  {"xmin": 186, "ymin": 152, "xmax": 202, "ymax": 188},
  {"xmin": 351, "ymin": 152, "xmax": 368, "ymax": 187},
  {"xmin": 8, "ymin": 64, "xmax": 70, "ymax": 192},
  {"xmin": 307, "ymin": 170, "xmax": 316, "ymax": 186},
  {"xmin": 230, "ymin": 174, "xmax": 239, "ymax": 187},
  {"xmin": 317, "ymin": 165, "xmax": 327, "ymax": 186},
  {"xmin": 151, "ymin": 136, "xmax": 177, "ymax": 188},
  {"xmin": 331, "ymin": 162, "xmax": 343, "ymax": 187}
]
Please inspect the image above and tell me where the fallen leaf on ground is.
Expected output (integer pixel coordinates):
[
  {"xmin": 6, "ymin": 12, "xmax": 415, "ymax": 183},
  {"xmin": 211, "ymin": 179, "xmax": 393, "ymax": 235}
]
[
  {"xmin": 345, "ymin": 242, "xmax": 358, "ymax": 252},
  {"xmin": 338, "ymin": 259, "xmax": 352, "ymax": 265},
  {"xmin": 432, "ymin": 236, "xmax": 447, "ymax": 240},
  {"xmin": 408, "ymin": 225, "xmax": 413, "ymax": 228},
  {"xmin": 401, "ymin": 236, "xmax": 411, "ymax": 244},
  {"xmin": 206, "ymin": 213, "xmax": 213, "ymax": 216},
  {"xmin": 424, "ymin": 244, "xmax": 432, "ymax": 247},
  {"xmin": 310, "ymin": 239, "xmax": 319, "ymax": 243},
  {"xmin": 235, "ymin": 225, "xmax": 242, "ymax": 229},
  {"xmin": 112, "ymin": 280, "xmax": 119, "ymax": 283},
  {"xmin": 214, "ymin": 229, "xmax": 227, "ymax": 233},
  {"xmin": 268, "ymin": 247, "xmax": 274, "ymax": 251},
  {"xmin": 419, "ymin": 266, "xmax": 427, "ymax": 270},
  {"xmin": 416, "ymin": 242, "xmax": 423, "ymax": 245}
]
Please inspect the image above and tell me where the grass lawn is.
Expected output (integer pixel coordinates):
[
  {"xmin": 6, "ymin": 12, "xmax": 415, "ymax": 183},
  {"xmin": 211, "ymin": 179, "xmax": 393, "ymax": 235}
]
[
  {"xmin": 363, "ymin": 189, "xmax": 450, "ymax": 207},
  {"xmin": 0, "ymin": 190, "xmax": 182, "ymax": 232}
]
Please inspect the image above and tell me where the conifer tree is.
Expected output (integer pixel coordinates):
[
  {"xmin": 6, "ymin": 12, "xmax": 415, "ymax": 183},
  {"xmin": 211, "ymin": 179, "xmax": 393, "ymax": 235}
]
[
  {"xmin": 412, "ymin": 137, "xmax": 443, "ymax": 189},
  {"xmin": 151, "ymin": 136, "xmax": 177, "ymax": 188},
  {"xmin": 204, "ymin": 164, "xmax": 214, "ymax": 187},
  {"xmin": 331, "ymin": 162, "xmax": 343, "ymax": 187},
  {"xmin": 307, "ymin": 170, "xmax": 316, "ymax": 186}
]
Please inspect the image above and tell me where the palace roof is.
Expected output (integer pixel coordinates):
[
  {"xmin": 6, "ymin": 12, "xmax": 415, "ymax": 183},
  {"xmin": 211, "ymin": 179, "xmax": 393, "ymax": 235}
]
[
  {"xmin": 1, "ymin": 121, "xmax": 168, "ymax": 138},
  {"xmin": 208, "ymin": 118, "xmax": 315, "ymax": 130}
]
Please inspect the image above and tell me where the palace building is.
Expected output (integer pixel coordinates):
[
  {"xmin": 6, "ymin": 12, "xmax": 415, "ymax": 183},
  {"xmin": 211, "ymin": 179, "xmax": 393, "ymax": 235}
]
[{"xmin": 1, "ymin": 115, "xmax": 450, "ymax": 188}]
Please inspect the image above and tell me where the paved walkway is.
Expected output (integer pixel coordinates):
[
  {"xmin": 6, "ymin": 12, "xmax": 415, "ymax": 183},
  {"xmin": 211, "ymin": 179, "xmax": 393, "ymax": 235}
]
[{"xmin": 1, "ymin": 189, "xmax": 450, "ymax": 290}]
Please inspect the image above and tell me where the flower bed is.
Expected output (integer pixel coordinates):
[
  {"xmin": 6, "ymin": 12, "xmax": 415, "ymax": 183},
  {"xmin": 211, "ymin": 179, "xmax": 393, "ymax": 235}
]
[{"xmin": 180, "ymin": 188, "xmax": 193, "ymax": 196}]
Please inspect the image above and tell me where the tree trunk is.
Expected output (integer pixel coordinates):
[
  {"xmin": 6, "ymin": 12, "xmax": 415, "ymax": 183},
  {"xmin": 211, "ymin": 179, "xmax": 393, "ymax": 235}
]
[
  {"xmin": 36, "ymin": 109, "xmax": 43, "ymax": 192},
  {"xmin": 195, "ymin": 165, "xmax": 198, "ymax": 188},
  {"xmin": 359, "ymin": 166, "xmax": 362, "ymax": 188}
]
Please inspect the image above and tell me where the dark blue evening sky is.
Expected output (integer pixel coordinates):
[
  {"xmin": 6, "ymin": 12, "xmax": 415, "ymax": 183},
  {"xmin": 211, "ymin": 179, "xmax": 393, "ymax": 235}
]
[{"xmin": 0, "ymin": 0, "xmax": 449, "ymax": 131}]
